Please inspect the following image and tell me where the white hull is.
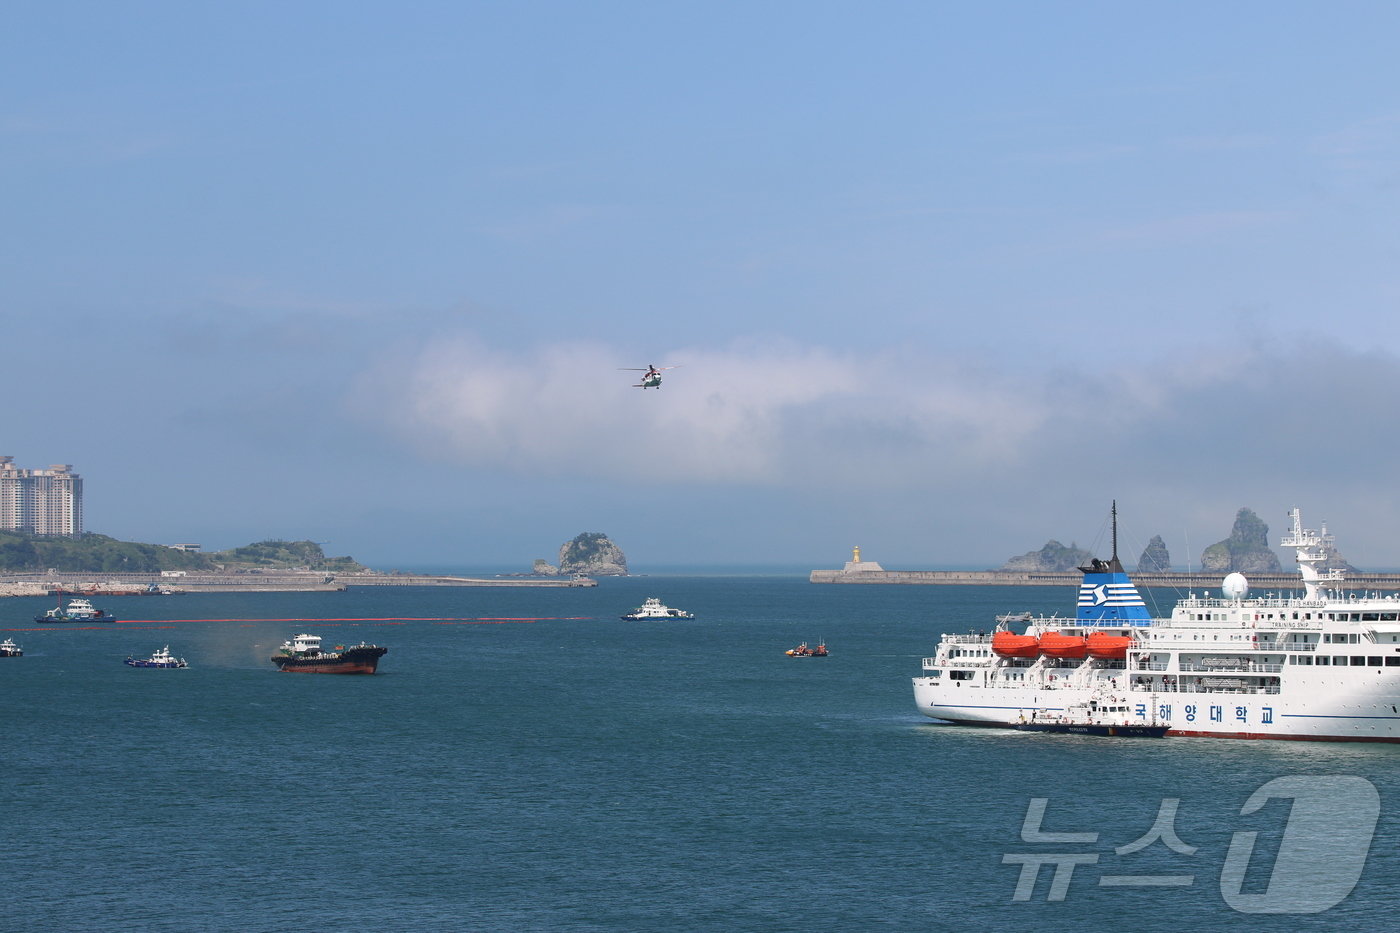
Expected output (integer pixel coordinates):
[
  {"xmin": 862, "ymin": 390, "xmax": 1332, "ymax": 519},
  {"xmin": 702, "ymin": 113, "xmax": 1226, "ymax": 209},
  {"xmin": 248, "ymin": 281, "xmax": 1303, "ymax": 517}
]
[
  {"xmin": 912, "ymin": 508, "xmax": 1400, "ymax": 743},
  {"xmin": 913, "ymin": 673, "xmax": 1400, "ymax": 741}
]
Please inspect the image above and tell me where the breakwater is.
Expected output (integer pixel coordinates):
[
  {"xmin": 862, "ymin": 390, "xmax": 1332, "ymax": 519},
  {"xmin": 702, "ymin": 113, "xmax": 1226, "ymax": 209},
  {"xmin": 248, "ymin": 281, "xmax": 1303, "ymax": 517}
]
[{"xmin": 809, "ymin": 568, "xmax": 1400, "ymax": 591}]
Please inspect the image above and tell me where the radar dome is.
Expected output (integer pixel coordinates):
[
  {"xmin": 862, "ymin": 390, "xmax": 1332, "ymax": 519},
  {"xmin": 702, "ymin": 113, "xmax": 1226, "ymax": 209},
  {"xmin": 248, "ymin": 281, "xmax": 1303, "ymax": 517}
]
[{"xmin": 1221, "ymin": 572, "xmax": 1249, "ymax": 599}]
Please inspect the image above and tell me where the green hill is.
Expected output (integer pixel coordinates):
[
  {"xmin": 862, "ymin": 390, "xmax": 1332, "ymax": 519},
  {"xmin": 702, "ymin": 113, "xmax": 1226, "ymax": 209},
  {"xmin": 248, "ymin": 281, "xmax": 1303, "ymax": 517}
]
[{"xmin": 0, "ymin": 531, "xmax": 365, "ymax": 574}]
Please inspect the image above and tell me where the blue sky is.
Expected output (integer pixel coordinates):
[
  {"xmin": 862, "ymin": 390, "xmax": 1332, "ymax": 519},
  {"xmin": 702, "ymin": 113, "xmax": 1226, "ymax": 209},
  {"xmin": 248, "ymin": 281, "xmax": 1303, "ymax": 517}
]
[{"xmin": 5, "ymin": 2, "xmax": 1400, "ymax": 570}]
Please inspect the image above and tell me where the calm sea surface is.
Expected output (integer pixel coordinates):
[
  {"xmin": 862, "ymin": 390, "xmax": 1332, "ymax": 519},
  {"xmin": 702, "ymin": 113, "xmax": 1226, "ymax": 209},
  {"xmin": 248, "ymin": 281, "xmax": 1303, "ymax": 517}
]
[{"xmin": 5, "ymin": 576, "xmax": 1400, "ymax": 932}]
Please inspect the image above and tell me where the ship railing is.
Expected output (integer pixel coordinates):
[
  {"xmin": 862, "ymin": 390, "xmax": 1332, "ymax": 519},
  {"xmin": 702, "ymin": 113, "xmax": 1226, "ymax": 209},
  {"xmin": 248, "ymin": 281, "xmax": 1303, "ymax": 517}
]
[
  {"xmin": 940, "ymin": 634, "xmax": 993, "ymax": 645},
  {"xmin": 1177, "ymin": 662, "xmax": 1285, "ymax": 674},
  {"xmin": 1173, "ymin": 595, "xmax": 1322, "ymax": 610},
  {"xmin": 1128, "ymin": 684, "xmax": 1282, "ymax": 695},
  {"xmin": 1130, "ymin": 661, "xmax": 1170, "ymax": 672},
  {"xmin": 921, "ymin": 656, "xmax": 993, "ymax": 669}
]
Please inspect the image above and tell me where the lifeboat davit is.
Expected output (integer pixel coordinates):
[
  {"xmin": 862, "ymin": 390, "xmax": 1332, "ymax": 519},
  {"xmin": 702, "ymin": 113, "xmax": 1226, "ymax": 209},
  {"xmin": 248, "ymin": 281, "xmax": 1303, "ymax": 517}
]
[
  {"xmin": 1086, "ymin": 632, "xmax": 1131, "ymax": 660},
  {"xmin": 1038, "ymin": 632, "xmax": 1088, "ymax": 659},
  {"xmin": 992, "ymin": 631, "xmax": 1041, "ymax": 658}
]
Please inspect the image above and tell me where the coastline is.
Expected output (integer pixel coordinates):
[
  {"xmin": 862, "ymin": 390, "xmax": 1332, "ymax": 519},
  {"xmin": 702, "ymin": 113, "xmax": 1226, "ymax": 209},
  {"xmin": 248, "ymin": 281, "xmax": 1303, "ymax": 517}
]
[{"xmin": 0, "ymin": 570, "xmax": 598, "ymax": 596}]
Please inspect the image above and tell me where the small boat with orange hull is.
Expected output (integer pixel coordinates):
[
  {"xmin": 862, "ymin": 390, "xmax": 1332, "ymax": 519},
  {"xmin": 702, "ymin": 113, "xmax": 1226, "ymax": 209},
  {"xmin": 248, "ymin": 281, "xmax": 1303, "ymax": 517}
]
[
  {"xmin": 272, "ymin": 633, "xmax": 387, "ymax": 674},
  {"xmin": 786, "ymin": 641, "xmax": 829, "ymax": 657},
  {"xmin": 1037, "ymin": 631, "xmax": 1088, "ymax": 659}
]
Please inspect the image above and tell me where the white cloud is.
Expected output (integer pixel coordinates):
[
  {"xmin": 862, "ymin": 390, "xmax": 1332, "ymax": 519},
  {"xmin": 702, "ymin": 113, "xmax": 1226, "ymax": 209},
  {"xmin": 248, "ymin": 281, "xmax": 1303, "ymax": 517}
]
[{"xmin": 351, "ymin": 330, "xmax": 1400, "ymax": 565}]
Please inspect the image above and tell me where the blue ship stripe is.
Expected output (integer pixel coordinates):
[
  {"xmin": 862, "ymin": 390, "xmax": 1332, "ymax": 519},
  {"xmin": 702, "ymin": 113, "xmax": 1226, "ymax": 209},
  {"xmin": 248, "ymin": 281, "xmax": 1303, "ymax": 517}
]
[{"xmin": 1279, "ymin": 713, "xmax": 1400, "ymax": 720}]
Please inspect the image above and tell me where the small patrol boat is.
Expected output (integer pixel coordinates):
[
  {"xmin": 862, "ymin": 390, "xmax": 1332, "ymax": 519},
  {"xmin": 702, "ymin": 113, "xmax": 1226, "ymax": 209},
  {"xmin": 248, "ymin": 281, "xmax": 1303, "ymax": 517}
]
[
  {"xmin": 125, "ymin": 646, "xmax": 188, "ymax": 669},
  {"xmin": 1015, "ymin": 697, "xmax": 1168, "ymax": 738},
  {"xmin": 620, "ymin": 597, "xmax": 694, "ymax": 620},
  {"xmin": 35, "ymin": 595, "xmax": 117, "ymax": 623}
]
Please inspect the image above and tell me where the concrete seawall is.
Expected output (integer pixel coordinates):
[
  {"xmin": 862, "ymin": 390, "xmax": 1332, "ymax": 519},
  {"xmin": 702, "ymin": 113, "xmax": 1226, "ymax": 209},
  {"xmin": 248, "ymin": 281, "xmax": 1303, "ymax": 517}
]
[{"xmin": 810, "ymin": 569, "xmax": 1400, "ymax": 590}]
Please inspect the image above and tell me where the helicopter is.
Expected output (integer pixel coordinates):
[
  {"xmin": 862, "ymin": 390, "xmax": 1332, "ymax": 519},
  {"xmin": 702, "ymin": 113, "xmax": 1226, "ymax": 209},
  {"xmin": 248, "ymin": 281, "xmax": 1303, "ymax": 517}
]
[{"xmin": 619, "ymin": 364, "xmax": 680, "ymax": 389}]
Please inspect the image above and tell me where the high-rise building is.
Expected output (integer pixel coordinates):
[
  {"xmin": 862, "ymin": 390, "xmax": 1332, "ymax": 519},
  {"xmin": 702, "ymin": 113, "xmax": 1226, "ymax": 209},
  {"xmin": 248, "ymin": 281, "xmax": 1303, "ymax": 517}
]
[{"xmin": 0, "ymin": 457, "xmax": 83, "ymax": 536}]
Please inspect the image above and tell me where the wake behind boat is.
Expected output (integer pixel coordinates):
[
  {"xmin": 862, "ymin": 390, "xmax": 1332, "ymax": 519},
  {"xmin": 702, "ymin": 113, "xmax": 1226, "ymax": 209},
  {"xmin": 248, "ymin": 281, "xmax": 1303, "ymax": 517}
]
[
  {"xmin": 912, "ymin": 505, "xmax": 1400, "ymax": 742},
  {"xmin": 620, "ymin": 597, "xmax": 694, "ymax": 620},
  {"xmin": 35, "ymin": 596, "xmax": 116, "ymax": 623}
]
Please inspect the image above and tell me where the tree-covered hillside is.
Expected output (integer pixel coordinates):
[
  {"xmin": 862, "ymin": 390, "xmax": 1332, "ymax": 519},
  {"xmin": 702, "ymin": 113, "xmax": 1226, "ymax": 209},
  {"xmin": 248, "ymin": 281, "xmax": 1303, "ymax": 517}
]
[{"xmin": 0, "ymin": 532, "xmax": 364, "ymax": 573}]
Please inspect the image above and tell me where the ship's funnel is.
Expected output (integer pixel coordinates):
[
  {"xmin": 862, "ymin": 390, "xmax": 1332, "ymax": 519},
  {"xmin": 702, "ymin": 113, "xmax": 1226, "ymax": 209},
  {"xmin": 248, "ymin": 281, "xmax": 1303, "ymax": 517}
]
[{"xmin": 1075, "ymin": 502, "xmax": 1152, "ymax": 626}]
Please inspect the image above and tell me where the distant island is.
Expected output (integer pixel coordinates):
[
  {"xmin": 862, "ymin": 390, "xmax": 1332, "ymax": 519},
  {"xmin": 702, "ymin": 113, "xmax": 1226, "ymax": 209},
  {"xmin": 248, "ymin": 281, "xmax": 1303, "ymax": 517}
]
[
  {"xmin": 525, "ymin": 532, "xmax": 628, "ymax": 576},
  {"xmin": 997, "ymin": 507, "xmax": 1353, "ymax": 573},
  {"xmin": 0, "ymin": 531, "xmax": 366, "ymax": 574}
]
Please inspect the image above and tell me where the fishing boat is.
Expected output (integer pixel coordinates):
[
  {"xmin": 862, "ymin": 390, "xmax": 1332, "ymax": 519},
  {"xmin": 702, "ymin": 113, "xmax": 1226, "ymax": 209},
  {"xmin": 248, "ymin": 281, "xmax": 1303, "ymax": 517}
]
[
  {"xmin": 0, "ymin": 638, "xmax": 22, "ymax": 658},
  {"xmin": 912, "ymin": 505, "xmax": 1400, "ymax": 742},
  {"xmin": 620, "ymin": 597, "xmax": 694, "ymax": 620},
  {"xmin": 786, "ymin": 641, "xmax": 829, "ymax": 657},
  {"xmin": 35, "ymin": 596, "xmax": 116, "ymax": 623},
  {"xmin": 124, "ymin": 646, "xmax": 187, "ymax": 668}
]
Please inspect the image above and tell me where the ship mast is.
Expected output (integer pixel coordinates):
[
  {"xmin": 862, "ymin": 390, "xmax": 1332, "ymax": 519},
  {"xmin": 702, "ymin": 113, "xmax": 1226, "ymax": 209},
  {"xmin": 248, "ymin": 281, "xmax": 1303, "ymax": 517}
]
[
  {"xmin": 1280, "ymin": 507, "xmax": 1344, "ymax": 602},
  {"xmin": 1111, "ymin": 500, "xmax": 1121, "ymax": 572}
]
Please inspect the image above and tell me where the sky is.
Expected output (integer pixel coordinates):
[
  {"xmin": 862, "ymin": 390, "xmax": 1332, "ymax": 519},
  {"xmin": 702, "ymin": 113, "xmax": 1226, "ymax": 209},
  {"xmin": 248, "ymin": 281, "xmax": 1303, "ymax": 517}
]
[{"xmin": 4, "ymin": 1, "xmax": 1400, "ymax": 571}]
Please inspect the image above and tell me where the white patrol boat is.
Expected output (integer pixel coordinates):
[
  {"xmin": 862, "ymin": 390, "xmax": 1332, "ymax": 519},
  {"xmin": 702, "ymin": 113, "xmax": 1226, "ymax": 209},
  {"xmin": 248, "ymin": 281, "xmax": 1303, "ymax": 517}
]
[
  {"xmin": 125, "ymin": 646, "xmax": 188, "ymax": 668},
  {"xmin": 913, "ymin": 506, "xmax": 1400, "ymax": 742},
  {"xmin": 620, "ymin": 597, "xmax": 695, "ymax": 620}
]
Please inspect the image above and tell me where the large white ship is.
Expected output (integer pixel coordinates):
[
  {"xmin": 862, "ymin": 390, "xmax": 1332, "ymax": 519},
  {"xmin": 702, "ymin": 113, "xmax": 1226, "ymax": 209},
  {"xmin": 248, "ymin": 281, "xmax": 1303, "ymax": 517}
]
[{"xmin": 913, "ymin": 507, "xmax": 1400, "ymax": 741}]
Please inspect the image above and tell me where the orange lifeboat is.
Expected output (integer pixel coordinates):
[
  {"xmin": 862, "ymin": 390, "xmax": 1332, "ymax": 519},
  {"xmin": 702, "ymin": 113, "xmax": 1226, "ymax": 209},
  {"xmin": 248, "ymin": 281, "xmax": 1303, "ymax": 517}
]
[
  {"xmin": 1086, "ymin": 632, "xmax": 1131, "ymax": 660},
  {"xmin": 1038, "ymin": 632, "xmax": 1088, "ymax": 659},
  {"xmin": 992, "ymin": 631, "xmax": 1041, "ymax": 658}
]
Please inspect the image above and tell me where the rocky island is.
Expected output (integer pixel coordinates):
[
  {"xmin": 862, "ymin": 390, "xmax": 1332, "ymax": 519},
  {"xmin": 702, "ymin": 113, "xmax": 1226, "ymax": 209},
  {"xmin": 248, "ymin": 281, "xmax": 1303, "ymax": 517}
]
[
  {"xmin": 557, "ymin": 532, "xmax": 628, "ymax": 576},
  {"xmin": 811, "ymin": 505, "xmax": 1371, "ymax": 586}
]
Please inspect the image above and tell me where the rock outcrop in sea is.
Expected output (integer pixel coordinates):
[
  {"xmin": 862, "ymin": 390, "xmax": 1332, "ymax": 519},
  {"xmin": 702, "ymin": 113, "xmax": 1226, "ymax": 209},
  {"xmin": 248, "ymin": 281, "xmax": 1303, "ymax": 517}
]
[
  {"xmin": 1137, "ymin": 536, "xmax": 1171, "ymax": 573},
  {"xmin": 1200, "ymin": 508, "xmax": 1283, "ymax": 574},
  {"xmin": 999, "ymin": 540, "xmax": 1093, "ymax": 572},
  {"xmin": 532, "ymin": 559, "xmax": 560, "ymax": 575},
  {"xmin": 558, "ymin": 532, "xmax": 628, "ymax": 576}
]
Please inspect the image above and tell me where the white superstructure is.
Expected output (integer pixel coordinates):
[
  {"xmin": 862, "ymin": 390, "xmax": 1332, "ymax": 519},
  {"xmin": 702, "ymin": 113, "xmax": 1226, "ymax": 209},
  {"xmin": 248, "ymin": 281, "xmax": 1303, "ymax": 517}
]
[
  {"xmin": 913, "ymin": 508, "xmax": 1400, "ymax": 742},
  {"xmin": 620, "ymin": 597, "xmax": 695, "ymax": 620}
]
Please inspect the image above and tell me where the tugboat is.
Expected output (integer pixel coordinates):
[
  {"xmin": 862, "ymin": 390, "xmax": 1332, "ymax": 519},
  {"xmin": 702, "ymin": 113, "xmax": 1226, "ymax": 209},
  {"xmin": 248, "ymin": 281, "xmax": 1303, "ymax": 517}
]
[
  {"xmin": 1015, "ymin": 697, "xmax": 1169, "ymax": 738},
  {"xmin": 0, "ymin": 639, "xmax": 22, "ymax": 658},
  {"xmin": 785, "ymin": 641, "xmax": 829, "ymax": 657},
  {"xmin": 620, "ymin": 597, "xmax": 695, "ymax": 620},
  {"xmin": 35, "ymin": 595, "xmax": 117, "ymax": 623},
  {"xmin": 125, "ymin": 646, "xmax": 188, "ymax": 668},
  {"xmin": 271, "ymin": 633, "xmax": 387, "ymax": 674}
]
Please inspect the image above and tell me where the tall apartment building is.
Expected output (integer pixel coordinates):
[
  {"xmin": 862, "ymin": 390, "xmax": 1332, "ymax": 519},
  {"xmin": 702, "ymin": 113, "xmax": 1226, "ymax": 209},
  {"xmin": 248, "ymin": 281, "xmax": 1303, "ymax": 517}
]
[{"xmin": 0, "ymin": 457, "xmax": 83, "ymax": 536}]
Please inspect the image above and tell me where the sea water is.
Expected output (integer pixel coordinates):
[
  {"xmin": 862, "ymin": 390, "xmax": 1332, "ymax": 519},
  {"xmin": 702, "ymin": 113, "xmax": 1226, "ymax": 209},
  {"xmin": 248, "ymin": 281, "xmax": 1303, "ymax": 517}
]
[{"xmin": 4, "ymin": 577, "xmax": 1399, "ymax": 932}]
